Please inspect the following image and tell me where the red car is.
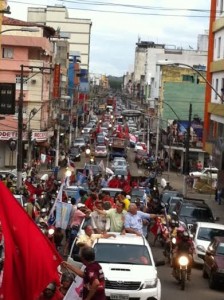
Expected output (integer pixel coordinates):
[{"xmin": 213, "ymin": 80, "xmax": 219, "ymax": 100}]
[{"xmin": 203, "ymin": 236, "xmax": 224, "ymax": 289}]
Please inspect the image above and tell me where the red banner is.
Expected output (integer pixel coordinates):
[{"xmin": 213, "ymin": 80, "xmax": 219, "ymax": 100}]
[{"xmin": 53, "ymin": 64, "xmax": 61, "ymax": 99}]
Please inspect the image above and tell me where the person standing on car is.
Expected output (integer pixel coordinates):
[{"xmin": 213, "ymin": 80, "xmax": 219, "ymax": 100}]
[
  {"xmin": 124, "ymin": 203, "xmax": 158, "ymax": 236},
  {"xmin": 62, "ymin": 246, "xmax": 106, "ymax": 300},
  {"xmin": 76, "ymin": 225, "xmax": 116, "ymax": 248}
]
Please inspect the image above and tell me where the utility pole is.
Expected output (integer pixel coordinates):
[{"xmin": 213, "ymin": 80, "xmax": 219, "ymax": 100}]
[
  {"xmin": 184, "ymin": 103, "xmax": 192, "ymax": 175},
  {"xmin": 16, "ymin": 65, "xmax": 24, "ymax": 190},
  {"xmin": 183, "ymin": 103, "xmax": 192, "ymax": 196}
]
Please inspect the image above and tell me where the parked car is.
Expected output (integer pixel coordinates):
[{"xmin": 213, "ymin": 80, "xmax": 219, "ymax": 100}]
[
  {"xmin": 68, "ymin": 233, "xmax": 163, "ymax": 300},
  {"xmin": 203, "ymin": 236, "xmax": 224, "ymax": 289},
  {"xmin": 190, "ymin": 222, "xmax": 224, "ymax": 265},
  {"xmin": 73, "ymin": 137, "xmax": 86, "ymax": 150},
  {"xmin": 171, "ymin": 198, "xmax": 216, "ymax": 230},
  {"xmin": 189, "ymin": 167, "xmax": 218, "ymax": 180},
  {"xmin": 94, "ymin": 145, "xmax": 107, "ymax": 157}
]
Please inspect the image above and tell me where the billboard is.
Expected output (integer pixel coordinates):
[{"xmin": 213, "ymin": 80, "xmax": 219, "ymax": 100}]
[
  {"xmin": 0, "ymin": 83, "xmax": 16, "ymax": 114},
  {"xmin": 168, "ymin": 119, "xmax": 203, "ymax": 146}
]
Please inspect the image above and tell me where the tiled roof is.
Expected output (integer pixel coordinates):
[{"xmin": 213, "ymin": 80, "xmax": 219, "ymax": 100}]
[{"xmin": 2, "ymin": 16, "xmax": 56, "ymax": 37}]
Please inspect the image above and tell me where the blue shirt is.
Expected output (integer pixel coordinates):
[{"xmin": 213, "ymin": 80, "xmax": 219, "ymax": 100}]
[{"xmin": 124, "ymin": 211, "xmax": 151, "ymax": 234}]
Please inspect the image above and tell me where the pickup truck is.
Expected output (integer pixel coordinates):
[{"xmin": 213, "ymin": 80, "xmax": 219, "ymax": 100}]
[{"xmin": 109, "ymin": 137, "xmax": 127, "ymax": 161}]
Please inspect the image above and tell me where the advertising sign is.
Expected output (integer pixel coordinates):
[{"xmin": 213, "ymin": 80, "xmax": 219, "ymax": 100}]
[
  {"xmin": 52, "ymin": 64, "xmax": 61, "ymax": 99},
  {"xmin": 168, "ymin": 119, "xmax": 203, "ymax": 146},
  {"xmin": 0, "ymin": 83, "xmax": 16, "ymax": 114}
]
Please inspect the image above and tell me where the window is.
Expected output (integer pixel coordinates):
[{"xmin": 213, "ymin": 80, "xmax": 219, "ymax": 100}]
[
  {"xmin": 182, "ymin": 75, "xmax": 194, "ymax": 83},
  {"xmin": 221, "ymin": 0, "xmax": 224, "ymax": 14},
  {"xmin": 16, "ymin": 75, "xmax": 28, "ymax": 91},
  {"xmin": 2, "ymin": 47, "xmax": 13, "ymax": 59},
  {"xmin": 215, "ymin": 78, "xmax": 219, "ymax": 100},
  {"xmin": 218, "ymin": 37, "xmax": 221, "ymax": 58}
]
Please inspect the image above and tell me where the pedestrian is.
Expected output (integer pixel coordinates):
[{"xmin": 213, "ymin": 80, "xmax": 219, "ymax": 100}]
[{"xmin": 61, "ymin": 246, "xmax": 106, "ymax": 300}]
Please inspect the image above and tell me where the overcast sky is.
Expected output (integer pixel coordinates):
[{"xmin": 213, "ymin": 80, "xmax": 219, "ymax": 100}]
[{"xmin": 8, "ymin": 0, "xmax": 211, "ymax": 76}]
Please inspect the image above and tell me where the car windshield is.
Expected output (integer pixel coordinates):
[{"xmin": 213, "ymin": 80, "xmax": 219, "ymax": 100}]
[
  {"xmin": 197, "ymin": 228, "xmax": 224, "ymax": 241},
  {"xmin": 180, "ymin": 206, "xmax": 214, "ymax": 220},
  {"xmin": 94, "ymin": 243, "xmax": 152, "ymax": 265},
  {"xmin": 217, "ymin": 243, "xmax": 224, "ymax": 255},
  {"xmin": 132, "ymin": 189, "xmax": 144, "ymax": 197}
]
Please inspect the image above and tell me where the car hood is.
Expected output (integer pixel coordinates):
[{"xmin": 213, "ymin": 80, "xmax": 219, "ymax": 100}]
[
  {"xmin": 215, "ymin": 256, "xmax": 224, "ymax": 269},
  {"xmin": 194, "ymin": 239, "xmax": 210, "ymax": 252},
  {"xmin": 100, "ymin": 263, "xmax": 157, "ymax": 281}
]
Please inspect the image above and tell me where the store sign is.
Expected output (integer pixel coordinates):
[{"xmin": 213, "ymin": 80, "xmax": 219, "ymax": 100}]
[
  {"xmin": 32, "ymin": 131, "xmax": 48, "ymax": 141},
  {"xmin": 0, "ymin": 131, "xmax": 27, "ymax": 141},
  {"xmin": 0, "ymin": 83, "xmax": 16, "ymax": 114}
]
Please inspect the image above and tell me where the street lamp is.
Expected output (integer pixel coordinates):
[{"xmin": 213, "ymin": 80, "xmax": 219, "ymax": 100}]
[{"xmin": 0, "ymin": 27, "xmax": 39, "ymax": 35}]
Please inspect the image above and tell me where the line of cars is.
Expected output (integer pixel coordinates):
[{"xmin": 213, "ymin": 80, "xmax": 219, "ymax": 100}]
[{"xmin": 161, "ymin": 189, "xmax": 224, "ymax": 289}]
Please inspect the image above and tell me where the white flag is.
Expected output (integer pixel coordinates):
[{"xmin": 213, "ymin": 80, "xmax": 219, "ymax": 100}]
[{"xmin": 98, "ymin": 160, "xmax": 105, "ymax": 171}]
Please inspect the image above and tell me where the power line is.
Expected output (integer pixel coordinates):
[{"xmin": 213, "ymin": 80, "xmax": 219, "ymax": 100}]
[{"xmin": 9, "ymin": 0, "xmax": 212, "ymax": 17}]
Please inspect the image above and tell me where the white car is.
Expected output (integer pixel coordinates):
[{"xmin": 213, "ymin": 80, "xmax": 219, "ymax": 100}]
[
  {"xmin": 68, "ymin": 233, "xmax": 162, "ymax": 300},
  {"xmin": 189, "ymin": 167, "xmax": 218, "ymax": 180},
  {"xmin": 94, "ymin": 145, "xmax": 107, "ymax": 157},
  {"xmin": 190, "ymin": 222, "xmax": 224, "ymax": 265},
  {"xmin": 134, "ymin": 142, "xmax": 147, "ymax": 152}
]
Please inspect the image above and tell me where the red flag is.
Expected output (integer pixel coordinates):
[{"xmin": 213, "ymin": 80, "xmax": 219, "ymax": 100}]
[
  {"xmin": 0, "ymin": 182, "xmax": 62, "ymax": 300},
  {"xmin": 24, "ymin": 179, "xmax": 36, "ymax": 195}
]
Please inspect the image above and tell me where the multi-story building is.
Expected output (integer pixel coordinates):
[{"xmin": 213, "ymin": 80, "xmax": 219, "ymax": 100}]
[
  {"xmin": 130, "ymin": 37, "xmax": 208, "ymax": 104},
  {"xmin": 0, "ymin": 16, "xmax": 55, "ymax": 168},
  {"xmin": 27, "ymin": 5, "xmax": 92, "ymax": 73},
  {"xmin": 204, "ymin": 0, "xmax": 224, "ymax": 187}
]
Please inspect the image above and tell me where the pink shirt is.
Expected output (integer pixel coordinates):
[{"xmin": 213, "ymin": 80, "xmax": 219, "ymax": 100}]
[{"xmin": 69, "ymin": 208, "xmax": 86, "ymax": 227}]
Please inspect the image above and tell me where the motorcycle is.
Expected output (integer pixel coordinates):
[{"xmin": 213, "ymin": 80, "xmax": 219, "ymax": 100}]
[{"xmin": 173, "ymin": 253, "xmax": 189, "ymax": 290}]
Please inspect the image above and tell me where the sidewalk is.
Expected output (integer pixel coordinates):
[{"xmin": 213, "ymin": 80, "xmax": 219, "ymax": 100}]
[{"xmin": 161, "ymin": 171, "xmax": 224, "ymax": 224}]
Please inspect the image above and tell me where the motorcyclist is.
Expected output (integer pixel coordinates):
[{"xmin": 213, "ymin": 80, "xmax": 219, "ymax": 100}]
[
  {"xmin": 163, "ymin": 219, "xmax": 178, "ymax": 259},
  {"xmin": 172, "ymin": 230, "xmax": 194, "ymax": 280}
]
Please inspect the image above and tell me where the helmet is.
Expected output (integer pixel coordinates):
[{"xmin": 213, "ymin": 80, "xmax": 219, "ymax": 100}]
[
  {"xmin": 41, "ymin": 208, "xmax": 47, "ymax": 213},
  {"xmin": 182, "ymin": 231, "xmax": 189, "ymax": 239},
  {"xmin": 170, "ymin": 219, "xmax": 176, "ymax": 228}
]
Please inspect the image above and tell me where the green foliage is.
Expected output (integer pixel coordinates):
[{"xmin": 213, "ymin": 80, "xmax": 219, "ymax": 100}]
[{"xmin": 108, "ymin": 76, "xmax": 123, "ymax": 90}]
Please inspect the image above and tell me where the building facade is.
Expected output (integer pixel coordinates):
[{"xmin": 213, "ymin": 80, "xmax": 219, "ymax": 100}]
[
  {"xmin": 204, "ymin": 0, "xmax": 224, "ymax": 187},
  {"xmin": 27, "ymin": 5, "xmax": 92, "ymax": 72},
  {"xmin": 0, "ymin": 17, "xmax": 55, "ymax": 168}
]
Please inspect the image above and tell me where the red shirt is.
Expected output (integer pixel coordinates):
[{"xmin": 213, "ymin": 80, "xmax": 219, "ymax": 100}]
[
  {"xmin": 83, "ymin": 262, "xmax": 106, "ymax": 300},
  {"xmin": 85, "ymin": 197, "xmax": 95, "ymax": 211}
]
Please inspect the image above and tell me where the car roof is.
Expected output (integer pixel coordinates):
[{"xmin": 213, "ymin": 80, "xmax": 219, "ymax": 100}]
[
  {"xmin": 182, "ymin": 198, "xmax": 207, "ymax": 207},
  {"xmin": 94, "ymin": 232, "xmax": 146, "ymax": 246},
  {"xmin": 195, "ymin": 222, "xmax": 224, "ymax": 229},
  {"xmin": 100, "ymin": 187, "xmax": 122, "ymax": 192}
]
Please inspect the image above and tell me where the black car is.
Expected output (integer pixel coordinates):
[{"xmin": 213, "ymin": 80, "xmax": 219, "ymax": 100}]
[
  {"xmin": 68, "ymin": 146, "xmax": 81, "ymax": 161},
  {"xmin": 171, "ymin": 198, "xmax": 215, "ymax": 230}
]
